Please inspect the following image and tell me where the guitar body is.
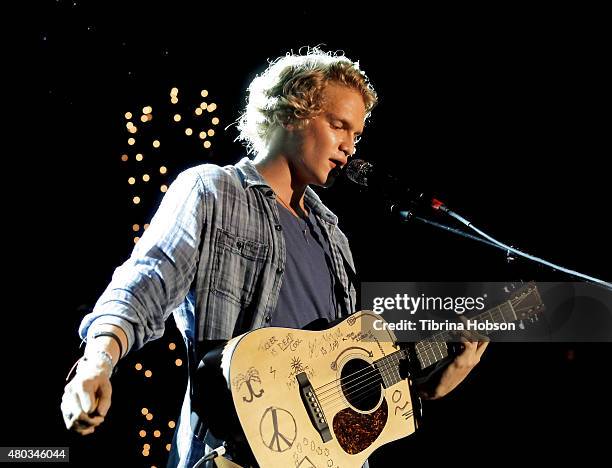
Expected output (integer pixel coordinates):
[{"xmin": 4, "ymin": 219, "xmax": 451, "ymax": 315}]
[
  {"xmin": 198, "ymin": 282, "xmax": 544, "ymax": 467},
  {"xmin": 213, "ymin": 311, "xmax": 418, "ymax": 468}
]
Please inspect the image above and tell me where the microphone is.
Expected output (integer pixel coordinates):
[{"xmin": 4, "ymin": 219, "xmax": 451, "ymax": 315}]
[{"xmin": 344, "ymin": 159, "xmax": 442, "ymax": 207}]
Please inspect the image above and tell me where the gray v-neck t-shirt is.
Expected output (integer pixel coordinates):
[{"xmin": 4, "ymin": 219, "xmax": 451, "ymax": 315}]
[{"xmin": 271, "ymin": 203, "xmax": 338, "ymax": 328}]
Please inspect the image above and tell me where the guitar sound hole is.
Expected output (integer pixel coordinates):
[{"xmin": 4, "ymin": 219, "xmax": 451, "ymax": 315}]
[{"xmin": 340, "ymin": 359, "xmax": 382, "ymax": 411}]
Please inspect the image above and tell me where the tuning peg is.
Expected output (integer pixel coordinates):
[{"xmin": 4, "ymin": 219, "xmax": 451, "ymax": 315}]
[{"xmin": 519, "ymin": 320, "xmax": 525, "ymax": 330}]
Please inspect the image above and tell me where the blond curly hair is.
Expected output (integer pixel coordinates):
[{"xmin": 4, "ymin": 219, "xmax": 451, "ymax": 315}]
[{"xmin": 237, "ymin": 47, "xmax": 378, "ymax": 155}]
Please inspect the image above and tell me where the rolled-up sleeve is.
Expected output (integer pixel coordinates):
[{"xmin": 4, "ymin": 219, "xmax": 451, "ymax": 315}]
[{"xmin": 79, "ymin": 168, "xmax": 206, "ymax": 353}]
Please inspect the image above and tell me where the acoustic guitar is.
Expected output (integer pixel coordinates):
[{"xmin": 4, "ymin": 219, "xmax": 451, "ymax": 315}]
[{"xmin": 197, "ymin": 282, "xmax": 544, "ymax": 468}]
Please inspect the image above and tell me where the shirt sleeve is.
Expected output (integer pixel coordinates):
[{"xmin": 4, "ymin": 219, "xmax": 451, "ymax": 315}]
[{"xmin": 78, "ymin": 168, "xmax": 206, "ymax": 353}]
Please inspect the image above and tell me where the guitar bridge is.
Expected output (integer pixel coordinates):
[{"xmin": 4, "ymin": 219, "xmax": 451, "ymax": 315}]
[{"xmin": 296, "ymin": 372, "xmax": 332, "ymax": 442}]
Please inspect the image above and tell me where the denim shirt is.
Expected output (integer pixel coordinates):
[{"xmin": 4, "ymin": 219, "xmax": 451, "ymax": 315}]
[{"xmin": 79, "ymin": 157, "xmax": 358, "ymax": 354}]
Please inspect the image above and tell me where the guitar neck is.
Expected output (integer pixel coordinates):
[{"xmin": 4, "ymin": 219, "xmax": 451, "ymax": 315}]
[
  {"xmin": 413, "ymin": 300, "xmax": 517, "ymax": 370},
  {"xmin": 374, "ymin": 348, "xmax": 410, "ymax": 388}
]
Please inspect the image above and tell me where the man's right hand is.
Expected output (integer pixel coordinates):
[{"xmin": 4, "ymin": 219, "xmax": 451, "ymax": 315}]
[{"xmin": 61, "ymin": 352, "xmax": 113, "ymax": 435}]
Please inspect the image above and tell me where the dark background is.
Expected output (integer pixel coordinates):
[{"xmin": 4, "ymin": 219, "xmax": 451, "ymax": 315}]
[{"xmin": 10, "ymin": 1, "xmax": 610, "ymax": 466}]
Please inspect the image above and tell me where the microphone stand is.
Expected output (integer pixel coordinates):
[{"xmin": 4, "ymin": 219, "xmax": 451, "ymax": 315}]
[
  {"xmin": 341, "ymin": 159, "xmax": 610, "ymax": 291},
  {"xmin": 395, "ymin": 202, "xmax": 612, "ymax": 292}
]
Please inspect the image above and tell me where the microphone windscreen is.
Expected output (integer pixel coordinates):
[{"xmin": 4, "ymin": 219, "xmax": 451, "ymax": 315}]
[{"xmin": 344, "ymin": 159, "xmax": 373, "ymax": 186}]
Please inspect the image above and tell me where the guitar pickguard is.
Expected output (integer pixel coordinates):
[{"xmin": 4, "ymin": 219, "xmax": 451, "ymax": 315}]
[{"xmin": 333, "ymin": 399, "xmax": 388, "ymax": 454}]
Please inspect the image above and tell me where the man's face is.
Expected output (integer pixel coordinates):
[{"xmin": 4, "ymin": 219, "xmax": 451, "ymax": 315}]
[{"xmin": 285, "ymin": 83, "xmax": 366, "ymax": 187}]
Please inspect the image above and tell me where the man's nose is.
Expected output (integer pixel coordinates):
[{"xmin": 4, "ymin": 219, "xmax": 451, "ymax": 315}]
[{"xmin": 339, "ymin": 138, "xmax": 355, "ymax": 157}]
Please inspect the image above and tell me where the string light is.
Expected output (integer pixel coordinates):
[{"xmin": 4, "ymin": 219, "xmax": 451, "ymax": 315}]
[{"xmin": 122, "ymin": 89, "xmax": 219, "ymax": 466}]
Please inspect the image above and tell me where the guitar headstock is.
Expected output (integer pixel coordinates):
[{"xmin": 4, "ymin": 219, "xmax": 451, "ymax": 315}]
[{"xmin": 508, "ymin": 281, "xmax": 545, "ymax": 321}]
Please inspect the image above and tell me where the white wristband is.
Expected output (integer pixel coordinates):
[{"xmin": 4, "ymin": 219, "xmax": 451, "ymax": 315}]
[{"xmin": 77, "ymin": 349, "xmax": 114, "ymax": 378}]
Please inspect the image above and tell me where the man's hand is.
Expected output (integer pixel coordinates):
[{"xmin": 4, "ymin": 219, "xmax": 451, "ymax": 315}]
[
  {"xmin": 61, "ymin": 353, "xmax": 113, "ymax": 435},
  {"xmin": 420, "ymin": 319, "xmax": 489, "ymax": 399}
]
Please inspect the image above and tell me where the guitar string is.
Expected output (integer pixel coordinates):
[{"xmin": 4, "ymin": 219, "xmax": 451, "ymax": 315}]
[
  {"xmin": 319, "ymin": 356, "xmax": 408, "ymax": 411},
  {"xmin": 319, "ymin": 364, "xmax": 394, "ymax": 411},
  {"xmin": 318, "ymin": 354, "xmax": 407, "ymax": 409},
  {"xmin": 317, "ymin": 345, "xmax": 448, "ymax": 410},
  {"xmin": 315, "ymin": 349, "xmax": 406, "ymax": 397},
  {"xmin": 319, "ymin": 333, "xmax": 494, "ymax": 409},
  {"xmin": 323, "ymin": 377, "xmax": 389, "ymax": 413},
  {"xmin": 314, "ymin": 305, "xmax": 520, "ymax": 409},
  {"xmin": 319, "ymin": 304, "xmax": 528, "ymax": 412},
  {"xmin": 313, "ymin": 337, "xmax": 458, "ymax": 394},
  {"xmin": 319, "ymin": 337, "xmax": 487, "ymax": 411},
  {"xmin": 313, "ymin": 313, "xmax": 504, "ymax": 395},
  {"xmin": 314, "ymin": 349, "xmax": 405, "ymax": 394},
  {"xmin": 317, "ymin": 353, "xmax": 402, "ymax": 402},
  {"xmin": 321, "ymin": 336, "xmax": 488, "ymax": 413},
  {"xmin": 314, "ymin": 343, "xmax": 445, "ymax": 397}
]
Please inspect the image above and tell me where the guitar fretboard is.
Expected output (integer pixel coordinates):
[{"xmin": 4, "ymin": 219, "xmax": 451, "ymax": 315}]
[
  {"xmin": 374, "ymin": 349, "xmax": 409, "ymax": 388},
  {"xmin": 371, "ymin": 302, "xmax": 517, "ymax": 385},
  {"xmin": 414, "ymin": 300, "xmax": 517, "ymax": 370}
]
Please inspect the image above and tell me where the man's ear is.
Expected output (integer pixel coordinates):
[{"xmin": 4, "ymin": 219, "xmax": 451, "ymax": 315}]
[
  {"xmin": 282, "ymin": 117, "xmax": 310, "ymax": 132},
  {"xmin": 282, "ymin": 119, "xmax": 295, "ymax": 131}
]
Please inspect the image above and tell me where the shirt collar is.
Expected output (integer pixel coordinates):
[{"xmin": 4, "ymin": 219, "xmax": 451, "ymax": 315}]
[{"xmin": 234, "ymin": 157, "xmax": 339, "ymax": 226}]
